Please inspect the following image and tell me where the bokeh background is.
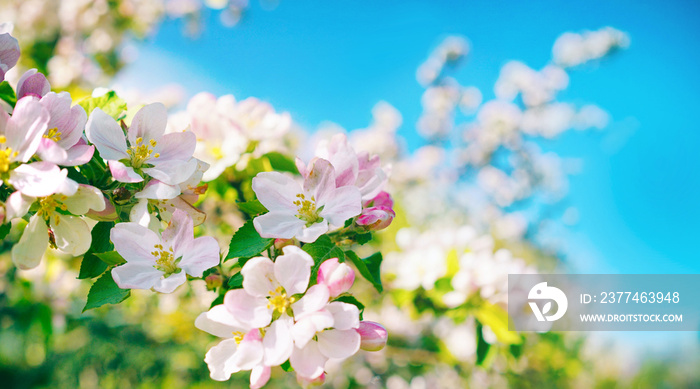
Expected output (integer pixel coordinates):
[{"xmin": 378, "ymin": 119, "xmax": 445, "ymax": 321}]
[{"xmin": 1, "ymin": 0, "xmax": 699, "ymax": 387}]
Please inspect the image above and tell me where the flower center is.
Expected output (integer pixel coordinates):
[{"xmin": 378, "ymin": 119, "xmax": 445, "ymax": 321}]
[
  {"xmin": 267, "ymin": 286, "xmax": 296, "ymax": 314},
  {"xmin": 0, "ymin": 135, "xmax": 19, "ymax": 174},
  {"xmin": 232, "ymin": 331, "xmax": 245, "ymax": 344},
  {"xmin": 127, "ymin": 137, "xmax": 160, "ymax": 168},
  {"xmin": 43, "ymin": 127, "xmax": 62, "ymax": 142},
  {"xmin": 151, "ymin": 244, "xmax": 179, "ymax": 275},
  {"xmin": 293, "ymin": 193, "xmax": 321, "ymax": 226},
  {"xmin": 36, "ymin": 195, "xmax": 68, "ymax": 224}
]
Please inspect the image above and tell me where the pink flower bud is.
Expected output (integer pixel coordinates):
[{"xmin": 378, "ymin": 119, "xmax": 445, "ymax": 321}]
[
  {"xmin": 364, "ymin": 191, "xmax": 394, "ymax": 209},
  {"xmin": 86, "ymin": 195, "xmax": 118, "ymax": 221},
  {"xmin": 356, "ymin": 206, "xmax": 395, "ymax": 231},
  {"xmin": 357, "ymin": 321, "xmax": 387, "ymax": 351},
  {"xmin": 297, "ymin": 372, "xmax": 326, "ymax": 388},
  {"xmin": 204, "ymin": 274, "xmax": 223, "ymax": 290},
  {"xmin": 274, "ymin": 238, "xmax": 293, "ymax": 250},
  {"xmin": 317, "ymin": 258, "xmax": 355, "ymax": 297}
]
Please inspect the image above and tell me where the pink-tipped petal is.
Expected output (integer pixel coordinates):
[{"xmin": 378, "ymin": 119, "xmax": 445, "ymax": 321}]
[
  {"xmin": 274, "ymin": 246, "xmax": 313, "ymax": 295},
  {"xmin": 85, "ymin": 108, "xmax": 129, "ymax": 161}
]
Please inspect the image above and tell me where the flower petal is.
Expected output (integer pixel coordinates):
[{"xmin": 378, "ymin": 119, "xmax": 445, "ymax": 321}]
[
  {"xmin": 50, "ymin": 214, "xmax": 91, "ymax": 255},
  {"xmin": 63, "ymin": 142, "xmax": 94, "ymax": 166},
  {"xmin": 317, "ymin": 329, "xmax": 361, "ymax": 359},
  {"xmin": 17, "ymin": 69, "xmax": 50, "ymax": 99},
  {"xmin": 9, "ymin": 161, "xmax": 67, "ymax": 197},
  {"xmin": 110, "ymin": 222, "xmax": 161, "ymax": 263},
  {"xmin": 253, "ymin": 212, "xmax": 305, "ymax": 240},
  {"xmin": 319, "ymin": 186, "xmax": 362, "ymax": 227},
  {"xmin": 109, "ymin": 160, "xmax": 144, "ymax": 183},
  {"xmin": 111, "ymin": 263, "xmax": 163, "ymax": 290},
  {"xmin": 135, "ymin": 180, "xmax": 180, "ymax": 200},
  {"xmin": 179, "ymin": 236, "xmax": 220, "ymax": 277},
  {"xmin": 326, "ymin": 302, "xmax": 360, "ymax": 330},
  {"xmin": 160, "ymin": 208, "xmax": 193, "ymax": 258},
  {"xmin": 241, "ymin": 257, "xmax": 276, "ymax": 297},
  {"xmin": 4, "ymin": 191, "xmax": 33, "ymax": 220},
  {"xmin": 231, "ymin": 331, "xmax": 264, "ymax": 371},
  {"xmin": 128, "ymin": 103, "xmax": 167, "ymax": 143},
  {"xmin": 40, "ymin": 92, "xmax": 87, "ymax": 149},
  {"xmin": 36, "ymin": 138, "xmax": 68, "ymax": 164},
  {"xmin": 224, "ymin": 289, "xmax": 272, "ymax": 328},
  {"xmin": 195, "ymin": 305, "xmax": 247, "ymax": 338},
  {"xmin": 85, "ymin": 108, "xmax": 129, "ymax": 160},
  {"xmin": 291, "ymin": 310, "xmax": 334, "ymax": 349},
  {"xmin": 262, "ymin": 315, "xmax": 294, "ymax": 366},
  {"xmin": 303, "ymin": 158, "xmax": 336, "ymax": 206},
  {"xmin": 296, "ymin": 221, "xmax": 329, "ymax": 243},
  {"xmin": 62, "ymin": 184, "xmax": 105, "ymax": 215},
  {"xmin": 11, "ymin": 214, "xmax": 48, "ymax": 270},
  {"xmin": 289, "ymin": 341, "xmax": 328, "ymax": 380},
  {"xmin": 251, "ymin": 172, "xmax": 300, "ymax": 213},
  {"xmin": 293, "ymin": 284, "xmax": 330, "ymax": 318},
  {"xmin": 250, "ymin": 365, "xmax": 271, "ymax": 389},
  {"xmin": 153, "ymin": 271, "xmax": 186, "ymax": 293},
  {"xmin": 153, "ymin": 131, "xmax": 196, "ymax": 162},
  {"xmin": 274, "ymin": 245, "xmax": 313, "ymax": 295},
  {"xmin": 204, "ymin": 338, "xmax": 240, "ymax": 381},
  {"xmin": 143, "ymin": 157, "xmax": 198, "ymax": 185}
]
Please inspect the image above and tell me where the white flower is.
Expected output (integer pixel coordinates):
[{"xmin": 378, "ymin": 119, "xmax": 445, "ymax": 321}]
[
  {"xmin": 252, "ymin": 158, "xmax": 361, "ymax": 243},
  {"xmin": 111, "ymin": 209, "xmax": 220, "ymax": 293},
  {"xmin": 85, "ymin": 103, "xmax": 198, "ymax": 187}
]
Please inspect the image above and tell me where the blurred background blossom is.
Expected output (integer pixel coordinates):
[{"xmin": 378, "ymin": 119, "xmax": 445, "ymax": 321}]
[{"xmin": 1, "ymin": 1, "xmax": 699, "ymax": 388}]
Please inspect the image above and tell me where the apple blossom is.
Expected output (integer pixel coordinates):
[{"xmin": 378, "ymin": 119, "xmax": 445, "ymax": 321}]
[
  {"xmin": 252, "ymin": 158, "xmax": 361, "ymax": 243},
  {"xmin": 11, "ymin": 182, "xmax": 105, "ymax": 270},
  {"xmin": 16, "ymin": 69, "xmax": 50, "ymax": 99},
  {"xmin": 85, "ymin": 103, "xmax": 198, "ymax": 186},
  {"xmin": 111, "ymin": 209, "xmax": 219, "ymax": 293}
]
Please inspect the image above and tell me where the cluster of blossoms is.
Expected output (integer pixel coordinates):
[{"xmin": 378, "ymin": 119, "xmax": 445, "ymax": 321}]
[
  {"xmin": 2, "ymin": 29, "xmax": 391, "ymax": 388},
  {"xmin": 196, "ymin": 248, "xmax": 386, "ymax": 386}
]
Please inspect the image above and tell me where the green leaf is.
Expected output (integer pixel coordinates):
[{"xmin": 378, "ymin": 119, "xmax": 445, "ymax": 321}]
[
  {"xmin": 79, "ymin": 254, "xmax": 108, "ymax": 280},
  {"xmin": 228, "ymin": 272, "xmax": 244, "ymax": 289},
  {"xmin": 210, "ymin": 294, "xmax": 224, "ymax": 309},
  {"xmin": 354, "ymin": 232, "xmax": 372, "ymax": 245},
  {"xmin": 345, "ymin": 251, "xmax": 383, "ymax": 293},
  {"xmin": 83, "ymin": 271, "xmax": 130, "ymax": 312},
  {"xmin": 78, "ymin": 222, "xmax": 115, "ymax": 279},
  {"xmin": 226, "ymin": 220, "xmax": 274, "ymax": 261},
  {"xmin": 78, "ymin": 91, "xmax": 126, "ymax": 120},
  {"xmin": 0, "ymin": 81, "xmax": 17, "ymax": 107},
  {"xmin": 334, "ymin": 295, "xmax": 365, "ymax": 320},
  {"xmin": 302, "ymin": 235, "xmax": 345, "ymax": 283},
  {"xmin": 263, "ymin": 152, "xmax": 299, "ymax": 174},
  {"xmin": 280, "ymin": 360, "xmax": 293, "ymax": 372},
  {"xmin": 236, "ymin": 200, "xmax": 268, "ymax": 216},
  {"xmin": 0, "ymin": 223, "xmax": 11, "ymax": 240},
  {"xmin": 95, "ymin": 251, "xmax": 126, "ymax": 266},
  {"xmin": 475, "ymin": 321, "xmax": 494, "ymax": 367}
]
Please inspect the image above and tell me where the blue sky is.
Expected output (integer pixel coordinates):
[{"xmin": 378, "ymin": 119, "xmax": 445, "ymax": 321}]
[{"xmin": 118, "ymin": 0, "xmax": 700, "ymax": 276}]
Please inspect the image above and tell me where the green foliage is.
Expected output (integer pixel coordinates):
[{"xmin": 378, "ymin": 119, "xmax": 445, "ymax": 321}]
[
  {"xmin": 226, "ymin": 220, "xmax": 274, "ymax": 262},
  {"xmin": 236, "ymin": 199, "xmax": 268, "ymax": 216},
  {"xmin": 0, "ymin": 223, "xmax": 11, "ymax": 240},
  {"xmin": 228, "ymin": 272, "xmax": 244, "ymax": 289},
  {"xmin": 77, "ymin": 91, "xmax": 127, "ymax": 120},
  {"xmin": 263, "ymin": 152, "xmax": 299, "ymax": 174},
  {"xmin": 345, "ymin": 251, "xmax": 383, "ymax": 293},
  {"xmin": 78, "ymin": 222, "xmax": 114, "ymax": 279},
  {"xmin": 94, "ymin": 251, "xmax": 126, "ymax": 266},
  {"xmin": 302, "ymin": 235, "xmax": 345, "ymax": 284},
  {"xmin": 83, "ymin": 272, "xmax": 131, "ymax": 312},
  {"xmin": 0, "ymin": 81, "xmax": 17, "ymax": 107}
]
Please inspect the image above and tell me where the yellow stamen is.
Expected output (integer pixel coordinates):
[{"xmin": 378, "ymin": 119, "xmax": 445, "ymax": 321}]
[
  {"xmin": 35, "ymin": 195, "xmax": 68, "ymax": 224},
  {"xmin": 267, "ymin": 286, "xmax": 296, "ymax": 314},
  {"xmin": 43, "ymin": 127, "xmax": 62, "ymax": 142},
  {"xmin": 128, "ymin": 137, "xmax": 158, "ymax": 168},
  {"xmin": 232, "ymin": 331, "xmax": 245, "ymax": 344},
  {"xmin": 293, "ymin": 193, "xmax": 321, "ymax": 225},
  {"xmin": 152, "ymin": 244, "xmax": 179, "ymax": 274}
]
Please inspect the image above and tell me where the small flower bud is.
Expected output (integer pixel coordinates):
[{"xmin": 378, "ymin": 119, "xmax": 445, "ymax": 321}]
[
  {"xmin": 317, "ymin": 258, "xmax": 355, "ymax": 297},
  {"xmin": 356, "ymin": 206, "xmax": 395, "ymax": 231},
  {"xmin": 205, "ymin": 274, "xmax": 223, "ymax": 290},
  {"xmin": 274, "ymin": 238, "xmax": 293, "ymax": 250},
  {"xmin": 357, "ymin": 321, "xmax": 387, "ymax": 351}
]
